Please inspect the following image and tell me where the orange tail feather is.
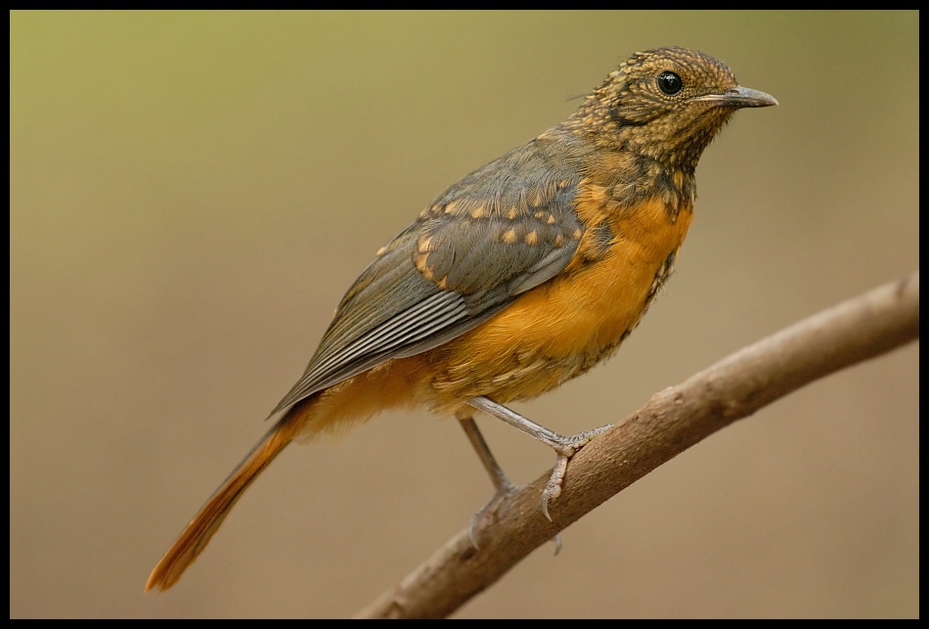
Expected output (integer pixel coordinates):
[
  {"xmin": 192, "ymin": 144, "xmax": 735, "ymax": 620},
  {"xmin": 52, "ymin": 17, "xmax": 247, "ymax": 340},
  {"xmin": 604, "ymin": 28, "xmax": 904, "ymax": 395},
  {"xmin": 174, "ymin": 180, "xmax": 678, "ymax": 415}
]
[{"xmin": 145, "ymin": 408, "xmax": 304, "ymax": 592}]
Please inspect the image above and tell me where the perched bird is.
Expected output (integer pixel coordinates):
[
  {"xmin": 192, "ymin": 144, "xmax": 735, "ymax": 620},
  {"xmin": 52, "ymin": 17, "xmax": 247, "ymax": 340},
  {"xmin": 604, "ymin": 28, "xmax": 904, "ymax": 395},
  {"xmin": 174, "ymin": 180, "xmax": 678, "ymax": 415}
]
[{"xmin": 146, "ymin": 46, "xmax": 776, "ymax": 591}]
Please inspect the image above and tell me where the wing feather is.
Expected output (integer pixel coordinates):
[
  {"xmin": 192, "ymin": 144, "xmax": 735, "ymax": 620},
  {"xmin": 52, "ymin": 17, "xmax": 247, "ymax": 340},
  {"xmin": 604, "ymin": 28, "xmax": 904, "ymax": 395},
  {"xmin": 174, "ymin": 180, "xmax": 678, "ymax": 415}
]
[{"xmin": 271, "ymin": 133, "xmax": 589, "ymax": 415}]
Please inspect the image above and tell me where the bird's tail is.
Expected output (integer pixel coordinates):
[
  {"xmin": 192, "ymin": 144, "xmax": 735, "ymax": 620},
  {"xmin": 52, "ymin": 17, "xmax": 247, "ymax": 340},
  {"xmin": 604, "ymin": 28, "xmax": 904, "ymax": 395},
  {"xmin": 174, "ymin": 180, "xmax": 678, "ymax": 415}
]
[{"xmin": 144, "ymin": 404, "xmax": 306, "ymax": 592}]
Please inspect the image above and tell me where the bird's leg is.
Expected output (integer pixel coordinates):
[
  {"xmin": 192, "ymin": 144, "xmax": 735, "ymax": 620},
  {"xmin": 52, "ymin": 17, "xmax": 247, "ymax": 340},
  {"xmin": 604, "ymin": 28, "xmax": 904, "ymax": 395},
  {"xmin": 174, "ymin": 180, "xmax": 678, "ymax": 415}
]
[
  {"xmin": 456, "ymin": 413, "xmax": 517, "ymax": 548},
  {"xmin": 467, "ymin": 396, "xmax": 612, "ymax": 521},
  {"xmin": 457, "ymin": 413, "xmax": 515, "ymax": 495},
  {"xmin": 457, "ymin": 412, "xmax": 563, "ymax": 553}
]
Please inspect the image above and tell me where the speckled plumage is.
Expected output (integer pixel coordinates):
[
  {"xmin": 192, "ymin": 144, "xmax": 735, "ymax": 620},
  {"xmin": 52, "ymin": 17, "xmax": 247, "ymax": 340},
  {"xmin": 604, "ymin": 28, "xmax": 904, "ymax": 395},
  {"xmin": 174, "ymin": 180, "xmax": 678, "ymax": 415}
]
[{"xmin": 147, "ymin": 47, "xmax": 776, "ymax": 592}]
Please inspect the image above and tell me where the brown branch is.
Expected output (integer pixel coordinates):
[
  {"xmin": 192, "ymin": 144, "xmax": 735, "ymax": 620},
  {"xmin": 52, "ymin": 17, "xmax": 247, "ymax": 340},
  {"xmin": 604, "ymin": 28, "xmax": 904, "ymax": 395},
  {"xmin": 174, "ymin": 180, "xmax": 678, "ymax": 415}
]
[{"xmin": 355, "ymin": 272, "xmax": 920, "ymax": 619}]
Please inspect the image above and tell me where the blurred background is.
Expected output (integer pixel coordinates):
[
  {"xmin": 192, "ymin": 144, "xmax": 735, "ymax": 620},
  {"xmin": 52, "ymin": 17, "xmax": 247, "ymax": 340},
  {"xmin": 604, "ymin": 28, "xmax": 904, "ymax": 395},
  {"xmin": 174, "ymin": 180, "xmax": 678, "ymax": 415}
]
[{"xmin": 10, "ymin": 11, "xmax": 917, "ymax": 618}]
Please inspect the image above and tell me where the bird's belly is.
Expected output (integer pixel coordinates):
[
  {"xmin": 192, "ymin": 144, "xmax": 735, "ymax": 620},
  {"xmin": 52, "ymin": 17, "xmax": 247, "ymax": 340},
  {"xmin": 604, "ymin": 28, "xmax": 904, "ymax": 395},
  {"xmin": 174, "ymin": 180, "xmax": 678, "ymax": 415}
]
[{"xmin": 423, "ymin": 198, "xmax": 693, "ymax": 410}]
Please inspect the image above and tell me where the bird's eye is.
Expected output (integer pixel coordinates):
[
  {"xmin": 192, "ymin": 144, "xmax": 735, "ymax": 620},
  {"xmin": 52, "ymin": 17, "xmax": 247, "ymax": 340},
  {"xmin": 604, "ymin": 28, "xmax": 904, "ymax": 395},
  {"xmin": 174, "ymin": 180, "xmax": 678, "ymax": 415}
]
[{"xmin": 657, "ymin": 71, "xmax": 683, "ymax": 96}]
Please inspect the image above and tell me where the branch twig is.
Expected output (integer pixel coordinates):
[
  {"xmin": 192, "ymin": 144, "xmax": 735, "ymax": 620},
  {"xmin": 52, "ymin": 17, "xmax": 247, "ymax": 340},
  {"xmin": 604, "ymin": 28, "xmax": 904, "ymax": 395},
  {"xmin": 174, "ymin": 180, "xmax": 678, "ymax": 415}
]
[{"xmin": 355, "ymin": 272, "xmax": 919, "ymax": 618}]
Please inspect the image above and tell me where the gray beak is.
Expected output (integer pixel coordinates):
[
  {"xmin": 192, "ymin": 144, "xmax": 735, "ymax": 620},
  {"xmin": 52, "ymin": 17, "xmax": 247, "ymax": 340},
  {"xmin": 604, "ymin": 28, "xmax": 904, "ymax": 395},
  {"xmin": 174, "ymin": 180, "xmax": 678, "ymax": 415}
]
[{"xmin": 692, "ymin": 86, "xmax": 779, "ymax": 108}]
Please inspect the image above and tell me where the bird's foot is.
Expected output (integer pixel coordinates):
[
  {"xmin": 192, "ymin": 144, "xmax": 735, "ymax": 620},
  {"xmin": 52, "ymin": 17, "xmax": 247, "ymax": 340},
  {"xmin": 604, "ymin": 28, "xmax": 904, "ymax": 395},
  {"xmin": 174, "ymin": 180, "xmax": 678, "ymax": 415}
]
[
  {"xmin": 540, "ymin": 424, "xmax": 613, "ymax": 521},
  {"xmin": 467, "ymin": 479, "xmax": 517, "ymax": 549},
  {"xmin": 469, "ymin": 480, "xmax": 563, "ymax": 554}
]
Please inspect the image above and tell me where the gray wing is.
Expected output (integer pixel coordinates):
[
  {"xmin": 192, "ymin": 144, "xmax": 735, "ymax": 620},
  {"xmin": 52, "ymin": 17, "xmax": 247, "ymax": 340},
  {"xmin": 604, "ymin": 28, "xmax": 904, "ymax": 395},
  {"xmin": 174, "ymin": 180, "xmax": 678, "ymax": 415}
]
[{"xmin": 271, "ymin": 134, "xmax": 587, "ymax": 415}]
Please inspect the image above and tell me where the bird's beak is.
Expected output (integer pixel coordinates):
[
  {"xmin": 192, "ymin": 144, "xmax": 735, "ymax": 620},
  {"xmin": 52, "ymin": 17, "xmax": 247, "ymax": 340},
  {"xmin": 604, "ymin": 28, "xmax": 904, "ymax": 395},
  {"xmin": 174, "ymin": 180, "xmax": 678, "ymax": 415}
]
[{"xmin": 692, "ymin": 86, "xmax": 779, "ymax": 108}]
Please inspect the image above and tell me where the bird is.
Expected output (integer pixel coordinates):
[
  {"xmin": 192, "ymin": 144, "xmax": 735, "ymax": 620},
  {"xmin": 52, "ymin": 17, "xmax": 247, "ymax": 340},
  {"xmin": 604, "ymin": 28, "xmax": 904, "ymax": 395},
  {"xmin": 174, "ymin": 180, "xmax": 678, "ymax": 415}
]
[{"xmin": 145, "ymin": 46, "xmax": 777, "ymax": 592}]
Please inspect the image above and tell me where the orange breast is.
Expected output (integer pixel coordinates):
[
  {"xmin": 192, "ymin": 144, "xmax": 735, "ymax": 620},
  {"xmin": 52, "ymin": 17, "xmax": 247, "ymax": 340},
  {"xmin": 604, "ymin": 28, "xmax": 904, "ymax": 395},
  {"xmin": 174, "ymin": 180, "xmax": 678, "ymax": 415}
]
[
  {"xmin": 296, "ymin": 194, "xmax": 693, "ymax": 436},
  {"xmin": 420, "ymin": 194, "xmax": 693, "ymax": 412}
]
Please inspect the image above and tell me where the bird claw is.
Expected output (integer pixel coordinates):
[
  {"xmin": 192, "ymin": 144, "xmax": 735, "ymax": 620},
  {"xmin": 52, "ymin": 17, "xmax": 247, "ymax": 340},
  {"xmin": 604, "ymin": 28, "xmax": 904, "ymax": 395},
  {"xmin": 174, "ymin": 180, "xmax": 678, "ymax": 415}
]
[
  {"xmin": 468, "ymin": 480, "xmax": 517, "ymax": 549},
  {"xmin": 540, "ymin": 423, "xmax": 613, "ymax": 521},
  {"xmin": 541, "ymin": 456, "xmax": 568, "ymax": 521},
  {"xmin": 469, "ymin": 481, "xmax": 563, "ymax": 555}
]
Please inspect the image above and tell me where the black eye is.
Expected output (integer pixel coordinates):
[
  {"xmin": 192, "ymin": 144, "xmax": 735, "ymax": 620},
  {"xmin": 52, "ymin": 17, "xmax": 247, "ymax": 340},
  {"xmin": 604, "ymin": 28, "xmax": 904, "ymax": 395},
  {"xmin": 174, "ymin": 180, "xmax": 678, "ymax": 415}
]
[{"xmin": 657, "ymin": 71, "xmax": 683, "ymax": 96}]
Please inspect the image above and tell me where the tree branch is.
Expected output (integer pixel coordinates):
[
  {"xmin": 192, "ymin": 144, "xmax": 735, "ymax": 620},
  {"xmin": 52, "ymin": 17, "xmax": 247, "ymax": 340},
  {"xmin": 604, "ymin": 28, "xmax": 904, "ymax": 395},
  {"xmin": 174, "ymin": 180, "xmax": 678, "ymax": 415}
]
[{"xmin": 355, "ymin": 272, "xmax": 919, "ymax": 619}]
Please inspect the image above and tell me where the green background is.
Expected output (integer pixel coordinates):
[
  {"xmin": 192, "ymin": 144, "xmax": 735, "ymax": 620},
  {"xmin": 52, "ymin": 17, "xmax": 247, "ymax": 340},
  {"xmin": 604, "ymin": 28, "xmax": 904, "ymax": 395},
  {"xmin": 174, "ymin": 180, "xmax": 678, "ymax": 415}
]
[{"xmin": 11, "ymin": 11, "xmax": 918, "ymax": 618}]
